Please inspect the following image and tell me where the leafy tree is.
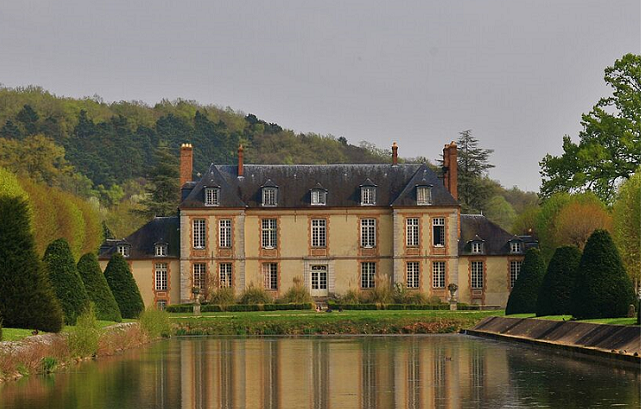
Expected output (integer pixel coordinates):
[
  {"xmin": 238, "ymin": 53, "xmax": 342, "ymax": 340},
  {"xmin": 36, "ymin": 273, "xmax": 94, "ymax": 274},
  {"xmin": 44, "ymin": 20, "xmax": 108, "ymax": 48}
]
[
  {"xmin": 553, "ymin": 199, "xmax": 612, "ymax": 250},
  {"xmin": 613, "ymin": 169, "xmax": 641, "ymax": 290},
  {"xmin": 511, "ymin": 205, "xmax": 540, "ymax": 237},
  {"xmin": 77, "ymin": 253, "xmax": 122, "ymax": 322},
  {"xmin": 16, "ymin": 104, "xmax": 39, "ymax": 135},
  {"xmin": 483, "ymin": 195, "xmax": 517, "ymax": 232},
  {"xmin": 135, "ymin": 146, "xmax": 180, "ymax": 218},
  {"xmin": 455, "ymin": 130, "xmax": 495, "ymax": 212},
  {"xmin": 536, "ymin": 246, "xmax": 582, "ymax": 316},
  {"xmin": 570, "ymin": 230, "xmax": 636, "ymax": 319},
  {"xmin": 104, "ymin": 253, "xmax": 144, "ymax": 318},
  {"xmin": 540, "ymin": 54, "xmax": 641, "ymax": 203},
  {"xmin": 0, "ymin": 196, "xmax": 63, "ymax": 332},
  {"xmin": 0, "ymin": 120, "xmax": 21, "ymax": 139},
  {"xmin": 506, "ymin": 248, "xmax": 546, "ymax": 315},
  {"xmin": 43, "ymin": 238, "xmax": 90, "ymax": 325}
]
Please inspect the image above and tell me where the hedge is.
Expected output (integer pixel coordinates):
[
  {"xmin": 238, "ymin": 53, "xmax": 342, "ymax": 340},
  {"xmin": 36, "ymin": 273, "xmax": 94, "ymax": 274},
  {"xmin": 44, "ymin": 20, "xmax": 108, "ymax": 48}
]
[
  {"xmin": 536, "ymin": 246, "xmax": 582, "ymax": 316},
  {"xmin": 166, "ymin": 303, "xmax": 314, "ymax": 313},
  {"xmin": 104, "ymin": 253, "xmax": 145, "ymax": 319},
  {"xmin": 77, "ymin": 252, "xmax": 122, "ymax": 322},
  {"xmin": 506, "ymin": 248, "xmax": 546, "ymax": 315}
]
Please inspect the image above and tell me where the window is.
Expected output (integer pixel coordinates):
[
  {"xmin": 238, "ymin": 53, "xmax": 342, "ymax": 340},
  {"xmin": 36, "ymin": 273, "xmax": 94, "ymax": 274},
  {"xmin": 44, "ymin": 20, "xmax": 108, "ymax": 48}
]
[
  {"xmin": 155, "ymin": 263, "xmax": 167, "ymax": 291},
  {"xmin": 432, "ymin": 218, "xmax": 445, "ymax": 247},
  {"xmin": 471, "ymin": 242, "xmax": 482, "ymax": 254},
  {"xmin": 361, "ymin": 187, "xmax": 376, "ymax": 205},
  {"xmin": 117, "ymin": 245, "xmax": 130, "ymax": 257},
  {"xmin": 510, "ymin": 261, "xmax": 522, "ymax": 288},
  {"xmin": 262, "ymin": 187, "xmax": 278, "ymax": 206},
  {"xmin": 311, "ymin": 189, "xmax": 327, "ymax": 205},
  {"xmin": 204, "ymin": 187, "xmax": 220, "ymax": 206},
  {"xmin": 311, "ymin": 265, "xmax": 328, "ymax": 290},
  {"xmin": 510, "ymin": 241, "xmax": 522, "ymax": 253},
  {"xmin": 471, "ymin": 261, "xmax": 484, "ymax": 289},
  {"xmin": 311, "ymin": 219, "xmax": 327, "ymax": 248},
  {"xmin": 219, "ymin": 263, "xmax": 232, "ymax": 288},
  {"xmin": 219, "ymin": 219, "xmax": 232, "ymax": 248},
  {"xmin": 360, "ymin": 218, "xmax": 376, "ymax": 248},
  {"xmin": 261, "ymin": 218, "xmax": 277, "ymax": 249},
  {"xmin": 155, "ymin": 244, "xmax": 167, "ymax": 257},
  {"xmin": 417, "ymin": 186, "xmax": 432, "ymax": 205},
  {"xmin": 193, "ymin": 219, "xmax": 206, "ymax": 249},
  {"xmin": 406, "ymin": 262, "xmax": 420, "ymax": 289},
  {"xmin": 263, "ymin": 263, "xmax": 278, "ymax": 290},
  {"xmin": 361, "ymin": 262, "xmax": 376, "ymax": 289},
  {"xmin": 406, "ymin": 218, "xmax": 419, "ymax": 247},
  {"xmin": 156, "ymin": 300, "xmax": 167, "ymax": 310},
  {"xmin": 193, "ymin": 263, "xmax": 206, "ymax": 290},
  {"xmin": 432, "ymin": 261, "xmax": 445, "ymax": 288}
]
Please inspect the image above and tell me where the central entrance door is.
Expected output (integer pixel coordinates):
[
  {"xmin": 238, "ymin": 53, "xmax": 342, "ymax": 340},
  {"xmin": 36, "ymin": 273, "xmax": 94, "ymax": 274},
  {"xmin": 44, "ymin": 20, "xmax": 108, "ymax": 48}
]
[{"xmin": 310, "ymin": 265, "xmax": 328, "ymax": 297}]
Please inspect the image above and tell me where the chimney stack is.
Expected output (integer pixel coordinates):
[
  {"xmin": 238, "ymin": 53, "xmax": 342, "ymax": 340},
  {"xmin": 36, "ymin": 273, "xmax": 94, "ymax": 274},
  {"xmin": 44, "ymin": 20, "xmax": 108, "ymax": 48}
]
[
  {"xmin": 392, "ymin": 142, "xmax": 398, "ymax": 166},
  {"xmin": 442, "ymin": 141, "xmax": 458, "ymax": 200},
  {"xmin": 238, "ymin": 145, "xmax": 244, "ymax": 177},
  {"xmin": 180, "ymin": 143, "xmax": 193, "ymax": 187}
]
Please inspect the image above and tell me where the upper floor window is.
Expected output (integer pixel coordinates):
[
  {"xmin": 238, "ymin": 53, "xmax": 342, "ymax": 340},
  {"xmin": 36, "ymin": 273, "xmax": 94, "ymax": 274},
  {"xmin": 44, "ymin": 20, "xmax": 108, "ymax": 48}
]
[
  {"xmin": 360, "ymin": 218, "xmax": 376, "ymax": 248},
  {"xmin": 219, "ymin": 219, "xmax": 232, "ymax": 248},
  {"xmin": 193, "ymin": 219, "xmax": 206, "ymax": 249},
  {"xmin": 406, "ymin": 218, "xmax": 419, "ymax": 247},
  {"xmin": 261, "ymin": 218, "xmax": 278, "ymax": 249},
  {"xmin": 155, "ymin": 263, "xmax": 168, "ymax": 291},
  {"xmin": 155, "ymin": 244, "xmax": 167, "ymax": 257},
  {"xmin": 262, "ymin": 187, "xmax": 278, "ymax": 207},
  {"xmin": 204, "ymin": 187, "xmax": 220, "ymax": 206},
  {"xmin": 510, "ymin": 241, "xmax": 523, "ymax": 253},
  {"xmin": 432, "ymin": 217, "xmax": 445, "ymax": 247},
  {"xmin": 311, "ymin": 219, "xmax": 327, "ymax": 248},
  {"xmin": 117, "ymin": 245, "xmax": 130, "ymax": 258},
  {"xmin": 471, "ymin": 242, "xmax": 483, "ymax": 254},
  {"xmin": 311, "ymin": 189, "xmax": 327, "ymax": 206},
  {"xmin": 360, "ymin": 187, "xmax": 376, "ymax": 206},
  {"xmin": 416, "ymin": 186, "xmax": 432, "ymax": 205}
]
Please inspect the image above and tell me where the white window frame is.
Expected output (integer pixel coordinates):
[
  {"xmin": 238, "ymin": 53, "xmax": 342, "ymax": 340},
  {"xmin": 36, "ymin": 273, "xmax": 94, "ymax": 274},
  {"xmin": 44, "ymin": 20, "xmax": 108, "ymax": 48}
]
[
  {"xmin": 471, "ymin": 261, "xmax": 484, "ymax": 289},
  {"xmin": 361, "ymin": 262, "xmax": 376, "ymax": 289},
  {"xmin": 311, "ymin": 189, "xmax": 327, "ymax": 206},
  {"xmin": 416, "ymin": 186, "xmax": 432, "ymax": 205},
  {"xmin": 192, "ymin": 219, "xmax": 206, "ymax": 249},
  {"xmin": 406, "ymin": 218, "xmax": 419, "ymax": 247},
  {"xmin": 406, "ymin": 262, "xmax": 420, "ymax": 289},
  {"xmin": 204, "ymin": 187, "xmax": 220, "ymax": 206},
  {"xmin": 311, "ymin": 219, "xmax": 327, "ymax": 248},
  {"xmin": 432, "ymin": 217, "xmax": 445, "ymax": 247},
  {"xmin": 154, "ymin": 262, "xmax": 168, "ymax": 291},
  {"xmin": 219, "ymin": 219, "xmax": 232, "ymax": 248},
  {"xmin": 261, "ymin": 218, "xmax": 277, "ymax": 249},
  {"xmin": 510, "ymin": 261, "xmax": 522, "ymax": 288},
  {"xmin": 432, "ymin": 261, "xmax": 445, "ymax": 289},
  {"xmin": 510, "ymin": 241, "xmax": 523, "ymax": 253},
  {"xmin": 471, "ymin": 242, "xmax": 482, "ymax": 254},
  {"xmin": 155, "ymin": 244, "xmax": 167, "ymax": 257},
  {"xmin": 360, "ymin": 187, "xmax": 376, "ymax": 206},
  {"xmin": 263, "ymin": 263, "xmax": 278, "ymax": 290},
  {"xmin": 219, "ymin": 263, "xmax": 233, "ymax": 288},
  {"xmin": 360, "ymin": 218, "xmax": 376, "ymax": 248},
  {"xmin": 262, "ymin": 187, "xmax": 278, "ymax": 207},
  {"xmin": 193, "ymin": 263, "xmax": 207, "ymax": 290},
  {"xmin": 117, "ymin": 245, "xmax": 130, "ymax": 258}
]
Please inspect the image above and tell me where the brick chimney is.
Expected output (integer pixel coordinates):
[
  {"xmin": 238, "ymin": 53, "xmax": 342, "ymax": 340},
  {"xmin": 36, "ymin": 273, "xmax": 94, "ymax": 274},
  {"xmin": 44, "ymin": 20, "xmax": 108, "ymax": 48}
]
[
  {"xmin": 392, "ymin": 142, "xmax": 398, "ymax": 166},
  {"xmin": 237, "ymin": 144, "xmax": 244, "ymax": 177},
  {"xmin": 443, "ymin": 141, "xmax": 458, "ymax": 200},
  {"xmin": 180, "ymin": 143, "xmax": 193, "ymax": 187}
]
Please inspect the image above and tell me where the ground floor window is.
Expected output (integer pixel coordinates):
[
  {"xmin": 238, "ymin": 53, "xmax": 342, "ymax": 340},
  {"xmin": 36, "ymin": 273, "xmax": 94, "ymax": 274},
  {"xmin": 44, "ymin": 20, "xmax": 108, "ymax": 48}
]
[
  {"xmin": 361, "ymin": 262, "xmax": 376, "ymax": 289},
  {"xmin": 471, "ymin": 261, "xmax": 484, "ymax": 289},
  {"xmin": 263, "ymin": 263, "xmax": 278, "ymax": 290},
  {"xmin": 510, "ymin": 261, "xmax": 522, "ymax": 288},
  {"xmin": 155, "ymin": 263, "xmax": 167, "ymax": 291},
  {"xmin": 406, "ymin": 262, "xmax": 420, "ymax": 289},
  {"xmin": 219, "ymin": 263, "xmax": 232, "ymax": 288},
  {"xmin": 432, "ymin": 261, "xmax": 445, "ymax": 289},
  {"xmin": 193, "ymin": 263, "xmax": 207, "ymax": 290}
]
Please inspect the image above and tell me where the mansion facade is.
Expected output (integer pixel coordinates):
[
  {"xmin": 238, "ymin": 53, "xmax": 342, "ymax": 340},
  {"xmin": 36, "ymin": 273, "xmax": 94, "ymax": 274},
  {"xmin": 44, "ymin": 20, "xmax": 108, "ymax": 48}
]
[{"xmin": 99, "ymin": 142, "xmax": 536, "ymax": 308}]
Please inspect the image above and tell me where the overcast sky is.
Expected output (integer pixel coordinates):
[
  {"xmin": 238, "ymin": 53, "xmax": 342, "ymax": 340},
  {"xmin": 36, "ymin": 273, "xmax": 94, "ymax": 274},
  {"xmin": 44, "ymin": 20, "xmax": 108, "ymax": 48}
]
[{"xmin": 1, "ymin": 1, "xmax": 639, "ymax": 191}]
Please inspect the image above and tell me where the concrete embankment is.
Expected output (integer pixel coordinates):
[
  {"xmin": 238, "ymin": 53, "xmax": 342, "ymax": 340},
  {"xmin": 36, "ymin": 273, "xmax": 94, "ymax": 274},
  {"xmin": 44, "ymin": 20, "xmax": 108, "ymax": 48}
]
[{"xmin": 467, "ymin": 316, "xmax": 640, "ymax": 364}]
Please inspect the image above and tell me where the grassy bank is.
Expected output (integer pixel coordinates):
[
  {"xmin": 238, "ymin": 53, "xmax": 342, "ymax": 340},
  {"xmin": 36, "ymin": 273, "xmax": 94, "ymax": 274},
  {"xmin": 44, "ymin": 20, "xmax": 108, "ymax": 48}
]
[
  {"xmin": 171, "ymin": 309, "xmax": 502, "ymax": 336},
  {"xmin": 506, "ymin": 314, "xmax": 639, "ymax": 326}
]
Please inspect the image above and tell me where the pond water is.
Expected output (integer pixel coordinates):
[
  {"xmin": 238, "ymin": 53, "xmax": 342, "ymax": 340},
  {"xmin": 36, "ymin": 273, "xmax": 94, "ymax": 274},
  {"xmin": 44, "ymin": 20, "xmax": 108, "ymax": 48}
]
[{"xmin": 0, "ymin": 335, "xmax": 639, "ymax": 409}]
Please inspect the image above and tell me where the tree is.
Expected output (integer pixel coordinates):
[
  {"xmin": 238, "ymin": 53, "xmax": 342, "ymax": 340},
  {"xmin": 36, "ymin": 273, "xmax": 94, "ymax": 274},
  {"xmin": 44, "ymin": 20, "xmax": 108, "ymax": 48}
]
[
  {"xmin": 77, "ymin": 253, "xmax": 122, "ymax": 322},
  {"xmin": 134, "ymin": 146, "xmax": 180, "ymax": 218},
  {"xmin": 613, "ymin": 169, "xmax": 641, "ymax": 291},
  {"xmin": 553, "ymin": 200, "xmax": 612, "ymax": 250},
  {"xmin": 43, "ymin": 238, "xmax": 90, "ymax": 325},
  {"xmin": 455, "ymin": 130, "xmax": 495, "ymax": 212},
  {"xmin": 104, "ymin": 253, "xmax": 144, "ymax": 318},
  {"xmin": 506, "ymin": 248, "xmax": 546, "ymax": 315},
  {"xmin": 540, "ymin": 53, "xmax": 641, "ymax": 203},
  {"xmin": 0, "ymin": 196, "xmax": 63, "ymax": 332},
  {"xmin": 483, "ymin": 195, "xmax": 517, "ymax": 232},
  {"xmin": 570, "ymin": 229, "xmax": 635, "ymax": 319},
  {"xmin": 536, "ymin": 246, "xmax": 582, "ymax": 316},
  {"xmin": 0, "ymin": 120, "xmax": 21, "ymax": 139},
  {"xmin": 16, "ymin": 104, "xmax": 39, "ymax": 135}
]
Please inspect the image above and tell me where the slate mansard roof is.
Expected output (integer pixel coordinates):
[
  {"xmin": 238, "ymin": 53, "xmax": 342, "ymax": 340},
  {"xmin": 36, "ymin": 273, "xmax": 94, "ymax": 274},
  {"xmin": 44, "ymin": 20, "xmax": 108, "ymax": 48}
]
[
  {"xmin": 98, "ymin": 216, "xmax": 180, "ymax": 260},
  {"xmin": 459, "ymin": 214, "xmax": 538, "ymax": 256},
  {"xmin": 180, "ymin": 163, "xmax": 458, "ymax": 209}
]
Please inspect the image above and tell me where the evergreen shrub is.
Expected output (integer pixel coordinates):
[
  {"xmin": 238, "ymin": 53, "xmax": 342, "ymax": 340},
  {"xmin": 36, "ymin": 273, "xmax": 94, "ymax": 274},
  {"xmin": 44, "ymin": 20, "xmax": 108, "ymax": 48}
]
[
  {"xmin": 506, "ymin": 248, "xmax": 546, "ymax": 315},
  {"xmin": 43, "ymin": 238, "xmax": 90, "ymax": 325},
  {"xmin": 104, "ymin": 253, "xmax": 145, "ymax": 319},
  {"xmin": 536, "ymin": 246, "xmax": 582, "ymax": 316},
  {"xmin": 77, "ymin": 253, "xmax": 122, "ymax": 322},
  {"xmin": 570, "ymin": 229, "xmax": 636, "ymax": 319}
]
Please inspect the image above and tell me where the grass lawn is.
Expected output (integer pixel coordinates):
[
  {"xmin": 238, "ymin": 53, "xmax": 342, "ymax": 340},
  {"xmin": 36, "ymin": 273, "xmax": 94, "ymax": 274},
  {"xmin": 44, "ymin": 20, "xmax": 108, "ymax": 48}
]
[
  {"xmin": 502, "ymin": 313, "xmax": 638, "ymax": 326},
  {"xmin": 1, "ymin": 319, "xmax": 133, "ymax": 343}
]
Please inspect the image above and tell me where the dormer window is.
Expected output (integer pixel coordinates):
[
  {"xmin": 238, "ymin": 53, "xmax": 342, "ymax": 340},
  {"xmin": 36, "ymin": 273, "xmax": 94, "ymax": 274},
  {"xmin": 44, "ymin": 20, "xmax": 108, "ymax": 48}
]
[
  {"xmin": 510, "ymin": 241, "xmax": 523, "ymax": 253},
  {"xmin": 155, "ymin": 243, "xmax": 167, "ymax": 257},
  {"xmin": 262, "ymin": 187, "xmax": 278, "ymax": 206},
  {"xmin": 360, "ymin": 178, "xmax": 377, "ymax": 206},
  {"xmin": 416, "ymin": 186, "xmax": 432, "ymax": 205},
  {"xmin": 117, "ymin": 244, "xmax": 130, "ymax": 258},
  {"xmin": 471, "ymin": 242, "xmax": 483, "ymax": 254},
  {"xmin": 204, "ymin": 187, "xmax": 220, "ymax": 206},
  {"xmin": 311, "ymin": 184, "xmax": 327, "ymax": 206}
]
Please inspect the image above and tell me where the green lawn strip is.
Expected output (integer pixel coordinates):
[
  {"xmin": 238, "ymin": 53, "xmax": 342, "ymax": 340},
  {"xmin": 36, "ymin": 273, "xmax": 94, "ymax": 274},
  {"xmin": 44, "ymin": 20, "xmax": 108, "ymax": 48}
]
[
  {"xmin": 1, "ymin": 328, "xmax": 35, "ymax": 342},
  {"xmin": 505, "ymin": 314, "xmax": 639, "ymax": 326}
]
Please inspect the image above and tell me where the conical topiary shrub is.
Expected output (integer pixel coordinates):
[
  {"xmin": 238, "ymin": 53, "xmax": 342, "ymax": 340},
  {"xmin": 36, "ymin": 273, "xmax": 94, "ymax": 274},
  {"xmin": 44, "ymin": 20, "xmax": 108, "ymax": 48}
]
[
  {"xmin": 570, "ymin": 229, "xmax": 636, "ymax": 319},
  {"xmin": 536, "ymin": 246, "xmax": 582, "ymax": 317},
  {"xmin": 506, "ymin": 248, "xmax": 545, "ymax": 315},
  {"xmin": 104, "ymin": 253, "xmax": 144, "ymax": 319},
  {"xmin": 0, "ymin": 196, "xmax": 63, "ymax": 332},
  {"xmin": 77, "ymin": 253, "xmax": 122, "ymax": 322},
  {"xmin": 43, "ymin": 238, "xmax": 90, "ymax": 325}
]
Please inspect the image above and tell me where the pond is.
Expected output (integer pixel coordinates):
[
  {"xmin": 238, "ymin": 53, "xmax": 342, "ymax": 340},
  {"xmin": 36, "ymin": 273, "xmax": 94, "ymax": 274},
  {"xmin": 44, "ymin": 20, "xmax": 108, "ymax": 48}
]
[{"xmin": 0, "ymin": 335, "xmax": 639, "ymax": 408}]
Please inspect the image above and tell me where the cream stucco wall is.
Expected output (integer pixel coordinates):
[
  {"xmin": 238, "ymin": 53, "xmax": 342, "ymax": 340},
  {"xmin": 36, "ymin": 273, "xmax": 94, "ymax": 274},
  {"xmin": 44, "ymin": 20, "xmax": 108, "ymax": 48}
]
[{"xmin": 457, "ymin": 256, "xmax": 522, "ymax": 306}]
